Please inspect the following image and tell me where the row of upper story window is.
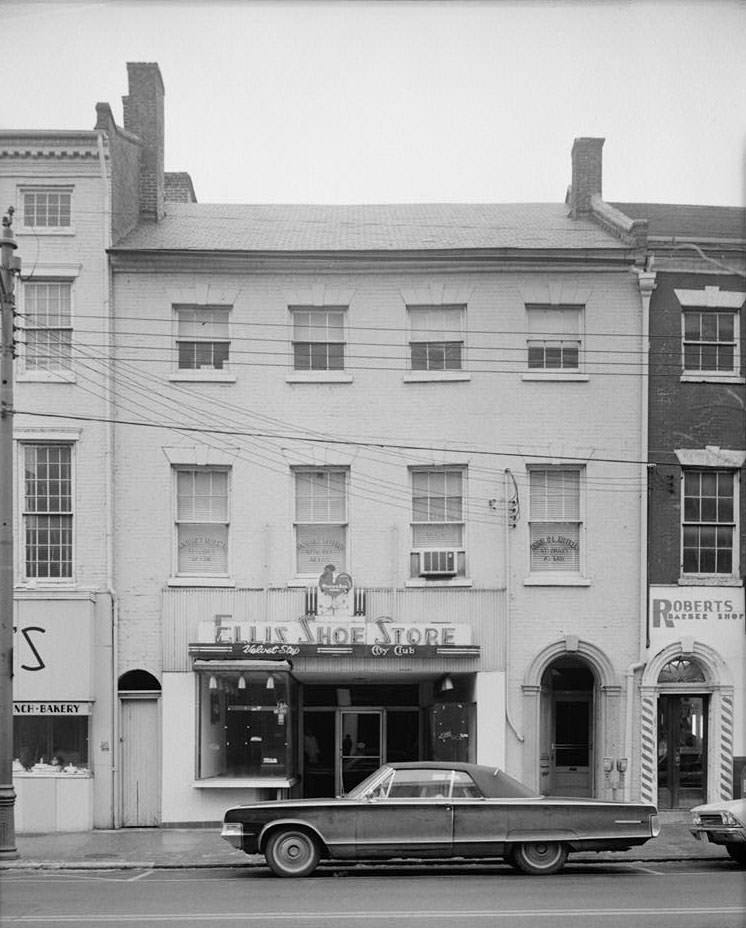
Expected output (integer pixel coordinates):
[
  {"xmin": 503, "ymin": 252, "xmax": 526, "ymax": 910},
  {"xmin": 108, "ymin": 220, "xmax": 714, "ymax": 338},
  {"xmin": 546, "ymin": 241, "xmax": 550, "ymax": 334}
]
[
  {"xmin": 16, "ymin": 443, "xmax": 741, "ymax": 586},
  {"xmin": 16, "ymin": 280, "xmax": 746, "ymax": 383}
]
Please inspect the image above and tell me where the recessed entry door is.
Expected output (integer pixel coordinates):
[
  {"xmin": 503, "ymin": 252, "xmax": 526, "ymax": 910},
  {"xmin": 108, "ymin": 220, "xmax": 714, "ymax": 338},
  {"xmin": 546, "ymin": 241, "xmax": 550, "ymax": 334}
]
[
  {"xmin": 550, "ymin": 694, "xmax": 592, "ymax": 797},
  {"xmin": 657, "ymin": 694, "xmax": 707, "ymax": 809}
]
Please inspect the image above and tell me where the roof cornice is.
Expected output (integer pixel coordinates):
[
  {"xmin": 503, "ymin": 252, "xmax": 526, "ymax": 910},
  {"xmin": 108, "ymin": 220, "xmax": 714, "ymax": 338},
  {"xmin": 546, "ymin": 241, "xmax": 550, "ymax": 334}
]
[
  {"xmin": 0, "ymin": 131, "xmax": 102, "ymax": 159},
  {"xmin": 109, "ymin": 246, "xmax": 643, "ymax": 274}
]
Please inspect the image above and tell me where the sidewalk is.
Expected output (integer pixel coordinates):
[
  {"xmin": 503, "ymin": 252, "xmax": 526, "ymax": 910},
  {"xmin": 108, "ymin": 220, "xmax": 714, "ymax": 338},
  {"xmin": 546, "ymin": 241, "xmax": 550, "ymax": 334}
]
[{"xmin": 0, "ymin": 817, "xmax": 730, "ymax": 871}]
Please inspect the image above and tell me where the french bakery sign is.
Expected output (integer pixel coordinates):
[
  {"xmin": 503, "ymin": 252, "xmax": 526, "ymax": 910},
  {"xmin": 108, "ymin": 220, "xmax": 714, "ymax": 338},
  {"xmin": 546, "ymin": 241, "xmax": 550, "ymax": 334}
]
[{"xmin": 189, "ymin": 615, "xmax": 479, "ymax": 660}]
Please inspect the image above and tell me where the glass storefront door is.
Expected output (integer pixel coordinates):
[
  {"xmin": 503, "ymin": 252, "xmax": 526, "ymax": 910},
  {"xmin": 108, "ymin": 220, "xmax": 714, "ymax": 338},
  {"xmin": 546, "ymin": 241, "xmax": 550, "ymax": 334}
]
[
  {"xmin": 657, "ymin": 694, "xmax": 707, "ymax": 809},
  {"xmin": 301, "ymin": 690, "xmax": 422, "ymax": 798},
  {"xmin": 341, "ymin": 710, "xmax": 382, "ymax": 793}
]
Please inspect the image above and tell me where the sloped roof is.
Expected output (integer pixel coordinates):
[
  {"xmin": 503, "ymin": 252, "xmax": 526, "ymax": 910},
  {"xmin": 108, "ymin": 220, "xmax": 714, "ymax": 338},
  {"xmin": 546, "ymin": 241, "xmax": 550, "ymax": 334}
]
[
  {"xmin": 112, "ymin": 202, "xmax": 626, "ymax": 253},
  {"xmin": 611, "ymin": 203, "xmax": 746, "ymax": 241}
]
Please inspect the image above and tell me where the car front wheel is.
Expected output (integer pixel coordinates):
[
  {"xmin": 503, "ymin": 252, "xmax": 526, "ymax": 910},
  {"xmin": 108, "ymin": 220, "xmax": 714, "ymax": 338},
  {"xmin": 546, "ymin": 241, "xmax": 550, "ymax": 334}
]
[
  {"xmin": 265, "ymin": 828, "xmax": 320, "ymax": 878},
  {"xmin": 726, "ymin": 843, "xmax": 746, "ymax": 866},
  {"xmin": 512, "ymin": 841, "xmax": 568, "ymax": 875}
]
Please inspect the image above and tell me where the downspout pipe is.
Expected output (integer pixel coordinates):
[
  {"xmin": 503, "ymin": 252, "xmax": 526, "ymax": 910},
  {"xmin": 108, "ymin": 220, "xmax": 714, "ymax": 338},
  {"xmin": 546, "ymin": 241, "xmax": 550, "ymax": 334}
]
[
  {"xmin": 97, "ymin": 131, "xmax": 120, "ymax": 828},
  {"xmin": 626, "ymin": 269, "xmax": 656, "ymax": 802},
  {"xmin": 504, "ymin": 469, "xmax": 524, "ymax": 745}
]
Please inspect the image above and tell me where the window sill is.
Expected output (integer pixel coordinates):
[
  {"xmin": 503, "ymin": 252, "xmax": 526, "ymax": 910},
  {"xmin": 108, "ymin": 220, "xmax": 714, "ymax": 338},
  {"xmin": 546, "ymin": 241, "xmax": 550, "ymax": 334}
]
[
  {"xmin": 521, "ymin": 372, "xmax": 589, "ymax": 382},
  {"xmin": 18, "ymin": 227, "xmax": 75, "ymax": 237},
  {"xmin": 167, "ymin": 577, "xmax": 236, "ymax": 588},
  {"xmin": 403, "ymin": 372, "xmax": 471, "ymax": 383},
  {"xmin": 169, "ymin": 372, "xmax": 237, "ymax": 383},
  {"xmin": 405, "ymin": 577, "xmax": 473, "ymax": 588},
  {"xmin": 524, "ymin": 575, "xmax": 591, "ymax": 587},
  {"xmin": 677, "ymin": 576, "xmax": 742, "ymax": 587},
  {"xmin": 17, "ymin": 371, "xmax": 76, "ymax": 383},
  {"xmin": 286, "ymin": 372, "xmax": 353, "ymax": 383},
  {"xmin": 193, "ymin": 776, "xmax": 297, "ymax": 789},
  {"xmin": 680, "ymin": 374, "xmax": 745, "ymax": 385}
]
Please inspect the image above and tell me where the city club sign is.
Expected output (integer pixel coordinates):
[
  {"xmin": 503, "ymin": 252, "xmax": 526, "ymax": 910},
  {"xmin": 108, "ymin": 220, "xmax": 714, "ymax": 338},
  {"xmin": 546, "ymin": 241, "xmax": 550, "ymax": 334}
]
[{"xmin": 189, "ymin": 616, "xmax": 479, "ymax": 661}]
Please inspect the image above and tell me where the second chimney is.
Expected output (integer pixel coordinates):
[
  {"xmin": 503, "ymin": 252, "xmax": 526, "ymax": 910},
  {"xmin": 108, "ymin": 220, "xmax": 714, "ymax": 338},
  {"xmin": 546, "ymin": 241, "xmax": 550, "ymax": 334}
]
[
  {"xmin": 123, "ymin": 62, "xmax": 165, "ymax": 222},
  {"xmin": 569, "ymin": 137, "xmax": 604, "ymax": 218}
]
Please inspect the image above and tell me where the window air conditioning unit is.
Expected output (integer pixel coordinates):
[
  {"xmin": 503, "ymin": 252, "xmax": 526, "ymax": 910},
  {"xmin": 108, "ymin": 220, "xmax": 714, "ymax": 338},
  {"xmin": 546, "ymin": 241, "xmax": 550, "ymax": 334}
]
[{"xmin": 419, "ymin": 549, "xmax": 458, "ymax": 577}]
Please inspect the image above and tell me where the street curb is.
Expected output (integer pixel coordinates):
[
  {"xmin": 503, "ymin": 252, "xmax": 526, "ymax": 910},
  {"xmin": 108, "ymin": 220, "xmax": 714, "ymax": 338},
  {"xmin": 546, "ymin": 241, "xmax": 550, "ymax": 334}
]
[{"xmin": 0, "ymin": 854, "xmax": 725, "ymax": 872}]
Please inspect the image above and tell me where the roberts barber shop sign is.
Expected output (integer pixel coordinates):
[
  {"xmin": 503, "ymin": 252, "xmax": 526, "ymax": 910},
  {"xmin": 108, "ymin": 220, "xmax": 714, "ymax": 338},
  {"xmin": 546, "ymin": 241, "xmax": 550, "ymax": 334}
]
[
  {"xmin": 189, "ymin": 616, "xmax": 479, "ymax": 660},
  {"xmin": 649, "ymin": 586, "xmax": 745, "ymax": 650}
]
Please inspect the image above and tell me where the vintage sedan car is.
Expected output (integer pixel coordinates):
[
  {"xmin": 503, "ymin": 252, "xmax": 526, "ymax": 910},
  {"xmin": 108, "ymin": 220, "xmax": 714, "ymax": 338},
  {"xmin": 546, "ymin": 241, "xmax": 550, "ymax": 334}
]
[
  {"xmin": 690, "ymin": 797, "xmax": 746, "ymax": 864},
  {"xmin": 221, "ymin": 761, "xmax": 660, "ymax": 877}
]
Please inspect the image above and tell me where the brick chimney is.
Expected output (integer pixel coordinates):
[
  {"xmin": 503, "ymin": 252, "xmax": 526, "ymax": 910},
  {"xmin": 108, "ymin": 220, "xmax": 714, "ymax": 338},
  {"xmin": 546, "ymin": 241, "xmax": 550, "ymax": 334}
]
[
  {"xmin": 569, "ymin": 137, "xmax": 604, "ymax": 218},
  {"xmin": 122, "ymin": 62, "xmax": 165, "ymax": 222}
]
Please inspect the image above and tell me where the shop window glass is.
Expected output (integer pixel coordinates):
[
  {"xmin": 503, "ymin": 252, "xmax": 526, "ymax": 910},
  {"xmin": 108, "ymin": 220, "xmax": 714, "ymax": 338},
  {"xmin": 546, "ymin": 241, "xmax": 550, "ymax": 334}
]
[
  {"xmin": 13, "ymin": 715, "xmax": 89, "ymax": 772},
  {"xmin": 197, "ymin": 670, "xmax": 294, "ymax": 779}
]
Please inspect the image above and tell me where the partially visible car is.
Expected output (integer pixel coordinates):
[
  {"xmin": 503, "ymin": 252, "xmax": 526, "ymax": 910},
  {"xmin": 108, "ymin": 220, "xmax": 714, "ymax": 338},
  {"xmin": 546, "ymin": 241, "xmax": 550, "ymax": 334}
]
[
  {"xmin": 221, "ymin": 761, "xmax": 660, "ymax": 877},
  {"xmin": 690, "ymin": 797, "xmax": 746, "ymax": 865}
]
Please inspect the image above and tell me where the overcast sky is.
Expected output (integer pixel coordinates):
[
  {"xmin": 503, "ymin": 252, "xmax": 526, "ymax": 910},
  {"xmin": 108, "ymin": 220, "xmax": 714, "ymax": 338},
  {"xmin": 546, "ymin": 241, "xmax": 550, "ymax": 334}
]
[{"xmin": 3, "ymin": 0, "xmax": 745, "ymax": 206}]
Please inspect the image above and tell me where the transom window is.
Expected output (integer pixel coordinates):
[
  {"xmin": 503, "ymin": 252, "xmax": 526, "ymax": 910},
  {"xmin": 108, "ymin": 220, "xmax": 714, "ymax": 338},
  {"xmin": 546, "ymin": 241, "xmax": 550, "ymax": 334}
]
[
  {"xmin": 682, "ymin": 469, "xmax": 735, "ymax": 575},
  {"xmin": 294, "ymin": 468, "xmax": 348, "ymax": 575},
  {"xmin": 683, "ymin": 310, "xmax": 737, "ymax": 374},
  {"xmin": 23, "ymin": 281, "xmax": 73, "ymax": 372},
  {"xmin": 526, "ymin": 305, "xmax": 582, "ymax": 370},
  {"xmin": 23, "ymin": 444, "xmax": 73, "ymax": 579},
  {"xmin": 408, "ymin": 305, "xmax": 464, "ymax": 371},
  {"xmin": 291, "ymin": 308, "xmax": 346, "ymax": 371},
  {"xmin": 175, "ymin": 468, "xmax": 229, "ymax": 575},
  {"xmin": 22, "ymin": 188, "xmax": 71, "ymax": 228},
  {"xmin": 175, "ymin": 305, "xmax": 231, "ymax": 371},
  {"xmin": 529, "ymin": 468, "xmax": 582, "ymax": 572}
]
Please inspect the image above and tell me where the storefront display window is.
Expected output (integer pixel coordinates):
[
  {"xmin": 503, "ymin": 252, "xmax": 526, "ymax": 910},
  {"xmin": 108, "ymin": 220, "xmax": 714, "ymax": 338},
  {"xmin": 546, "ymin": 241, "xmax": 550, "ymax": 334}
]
[
  {"xmin": 197, "ymin": 669, "xmax": 294, "ymax": 779},
  {"xmin": 14, "ymin": 714, "xmax": 89, "ymax": 773}
]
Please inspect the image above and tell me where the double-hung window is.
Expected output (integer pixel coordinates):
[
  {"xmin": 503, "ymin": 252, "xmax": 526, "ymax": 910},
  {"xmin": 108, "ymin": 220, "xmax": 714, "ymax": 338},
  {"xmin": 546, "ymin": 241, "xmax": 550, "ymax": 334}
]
[
  {"xmin": 294, "ymin": 468, "xmax": 348, "ymax": 575},
  {"xmin": 676, "ymin": 287, "xmax": 744, "ymax": 380},
  {"xmin": 683, "ymin": 310, "xmax": 737, "ymax": 375},
  {"xmin": 526, "ymin": 304, "xmax": 582, "ymax": 371},
  {"xmin": 529, "ymin": 468, "xmax": 582, "ymax": 574},
  {"xmin": 23, "ymin": 281, "xmax": 73, "ymax": 373},
  {"xmin": 291, "ymin": 308, "xmax": 346, "ymax": 371},
  {"xmin": 175, "ymin": 468, "xmax": 229, "ymax": 576},
  {"xmin": 22, "ymin": 187, "xmax": 72, "ymax": 229},
  {"xmin": 23, "ymin": 444, "xmax": 73, "ymax": 579},
  {"xmin": 410, "ymin": 468, "xmax": 466, "ymax": 578},
  {"xmin": 408, "ymin": 305, "xmax": 464, "ymax": 371},
  {"xmin": 175, "ymin": 305, "xmax": 231, "ymax": 371},
  {"xmin": 682, "ymin": 470, "xmax": 736, "ymax": 575}
]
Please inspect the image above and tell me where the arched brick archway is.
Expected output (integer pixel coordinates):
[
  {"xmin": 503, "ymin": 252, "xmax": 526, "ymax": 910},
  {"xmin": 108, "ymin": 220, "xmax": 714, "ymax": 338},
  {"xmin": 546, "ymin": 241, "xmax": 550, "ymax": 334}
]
[
  {"xmin": 521, "ymin": 637, "xmax": 621, "ymax": 795},
  {"xmin": 639, "ymin": 641, "xmax": 734, "ymax": 806}
]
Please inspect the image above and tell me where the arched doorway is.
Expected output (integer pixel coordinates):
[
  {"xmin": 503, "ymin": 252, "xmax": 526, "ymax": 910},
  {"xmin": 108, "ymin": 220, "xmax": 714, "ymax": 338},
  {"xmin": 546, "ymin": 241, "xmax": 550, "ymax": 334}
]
[
  {"xmin": 119, "ymin": 669, "xmax": 161, "ymax": 827},
  {"xmin": 541, "ymin": 657, "xmax": 595, "ymax": 797},
  {"xmin": 656, "ymin": 657, "xmax": 707, "ymax": 809}
]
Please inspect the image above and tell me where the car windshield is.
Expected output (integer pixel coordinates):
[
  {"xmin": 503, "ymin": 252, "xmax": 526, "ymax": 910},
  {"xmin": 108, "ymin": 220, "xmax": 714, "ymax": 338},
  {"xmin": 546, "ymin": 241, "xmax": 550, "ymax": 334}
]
[{"xmin": 346, "ymin": 766, "xmax": 393, "ymax": 799}]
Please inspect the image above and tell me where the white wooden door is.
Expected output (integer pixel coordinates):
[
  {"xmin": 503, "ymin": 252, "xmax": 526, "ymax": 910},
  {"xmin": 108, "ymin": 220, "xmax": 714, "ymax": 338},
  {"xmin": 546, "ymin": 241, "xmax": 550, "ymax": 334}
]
[{"xmin": 121, "ymin": 697, "xmax": 161, "ymax": 826}]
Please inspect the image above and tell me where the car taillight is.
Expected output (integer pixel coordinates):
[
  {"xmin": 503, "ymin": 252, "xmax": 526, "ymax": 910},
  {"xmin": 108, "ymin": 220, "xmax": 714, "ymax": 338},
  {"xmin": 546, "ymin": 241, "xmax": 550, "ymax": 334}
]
[{"xmin": 650, "ymin": 814, "xmax": 661, "ymax": 837}]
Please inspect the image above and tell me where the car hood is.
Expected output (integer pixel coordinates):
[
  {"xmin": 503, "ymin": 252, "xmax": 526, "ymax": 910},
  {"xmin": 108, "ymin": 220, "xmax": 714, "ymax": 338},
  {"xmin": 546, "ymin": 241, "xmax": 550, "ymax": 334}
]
[{"xmin": 691, "ymin": 797, "xmax": 746, "ymax": 818}]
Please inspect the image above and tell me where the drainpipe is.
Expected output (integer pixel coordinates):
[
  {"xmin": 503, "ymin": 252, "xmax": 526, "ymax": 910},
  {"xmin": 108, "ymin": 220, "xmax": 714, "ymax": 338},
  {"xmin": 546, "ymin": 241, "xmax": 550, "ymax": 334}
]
[
  {"xmin": 97, "ymin": 131, "xmax": 120, "ymax": 828},
  {"xmin": 623, "ymin": 660, "xmax": 646, "ymax": 801},
  {"xmin": 624, "ymin": 269, "xmax": 656, "ymax": 802},
  {"xmin": 504, "ymin": 469, "xmax": 524, "ymax": 745}
]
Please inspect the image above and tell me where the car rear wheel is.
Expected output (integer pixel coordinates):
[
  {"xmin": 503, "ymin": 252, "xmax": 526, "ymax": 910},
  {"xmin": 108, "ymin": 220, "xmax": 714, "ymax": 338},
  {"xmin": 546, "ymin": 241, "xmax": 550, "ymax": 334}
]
[
  {"xmin": 265, "ymin": 828, "xmax": 320, "ymax": 878},
  {"xmin": 726, "ymin": 843, "xmax": 746, "ymax": 866},
  {"xmin": 512, "ymin": 841, "xmax": 568, "ymax": 875}
]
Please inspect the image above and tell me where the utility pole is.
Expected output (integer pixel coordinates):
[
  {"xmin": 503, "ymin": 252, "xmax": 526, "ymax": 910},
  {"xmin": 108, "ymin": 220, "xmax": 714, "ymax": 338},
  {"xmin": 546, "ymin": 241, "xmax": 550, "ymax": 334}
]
[{"xmin": 0, "ymin": 207, "xmax": 19, "ymax": 859}]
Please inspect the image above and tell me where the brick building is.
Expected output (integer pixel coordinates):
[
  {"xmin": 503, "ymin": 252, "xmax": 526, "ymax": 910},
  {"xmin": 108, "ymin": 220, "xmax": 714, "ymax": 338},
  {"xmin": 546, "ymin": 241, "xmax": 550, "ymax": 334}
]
[
  {"xmin": 6, "ymin": 62, "xmax": 741, "ymax": 833},
  {"xmin": 106, "ymin": 71, "xmax": 649, "ymax": 825},
  {"xmin": 612, "ymin": 201, "xmax": 746, "ymax": 809},
  {"xmin": 0, "ymin": 63, "xmax": 195, "ymax": 832}
]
